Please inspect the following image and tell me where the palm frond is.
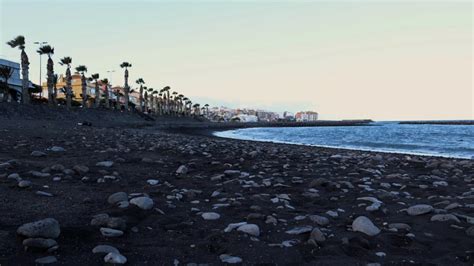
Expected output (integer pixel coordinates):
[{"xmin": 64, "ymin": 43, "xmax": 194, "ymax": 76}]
[
  {"xmin": 120, "ymin": 62, "xmax": 132, "ymax": 68},
  {"xmin": 37, "ymin": 45, "xmax": 54, "ymax": 55},
  {"xmin": 75, "ymin": 65, "xmax": 87, "ymax": 73},
  {"xmin": 91, "ymin": 73, "xmax": 99, "ymax": 80},
  {"xmin": 59, "ymin": 56, "xmax": 72, "ymax": 66},
  {"xmin": 6, "ymin": 35, "xmax": 25, "ymax": 49}
]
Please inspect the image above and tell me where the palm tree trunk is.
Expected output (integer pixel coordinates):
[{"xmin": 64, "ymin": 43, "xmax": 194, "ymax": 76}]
[
  {"xmin": 124, "ymin": 69, "xmax": 129, "ymax": 110},
  {"xmin": 66, "ymin": 67, "xmax": 72, "ymax": 109},
  {"xmin": 81, "ymin": 74, "xmax": 87, "ymax": 107},
  {"xmin": 95, "ymin": 81, "xmax": 100, "ymax": 108},
  {"xmin": 47, "ymin": 57, "xmax": 54, "ymax": 107},
  {"xmin": 104, "ymin": 85, "xmax": 110, "ymax": 109},
  {"xmin": 20, "ymin": 49, "xmax": 30, "ymax": 104},
  {"xmin": 139, "ymin": 85, "xmax": 143, "ymax": 112}
]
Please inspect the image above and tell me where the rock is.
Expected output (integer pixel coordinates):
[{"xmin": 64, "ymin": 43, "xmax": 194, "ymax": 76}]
[
  {"xmin": 108, "ymin": 192, "xmax": 128, "ymax": 205},
  {"xmin": 18, "ymin": 180, "xmax": 32, "ymax": 188},
  {"xmin": 96, "ymin": 161, "xmax": 114, "ymax": 167},
  {"xmin": 23, "ymin": 238, "xmax": 57, "ymax": 249},
  {"xmin": 219, "ymin": 254, "xmax": 242, "ymax": 264},
  {"xmin": 176, "ymin": 165, "xmax": 188, "ymax": 175},
  {"xmin": 35, "ymin": 256, "xmax": 57, "ymax": 264},
  {"xmin": 237, "ymin": 224, "xmax": 260, "ymax": 236},
  {"xmin": 326, "ymin": 210, "xmax": 338, "ymax": 218},
  {"xmin": 352, "ymin": 216, "xmax": 380, "ymax": 236},
  {"xmin": 388, "ymin": 223, "xmax": 411, "ymax": 231},
  {"xmin": 73, "ymin": 165, "xmax": 89, "ymax": 174},
  {"xmin": 147, "ymin": 179, "xmax": 159, "ymax": 185},
  {"xmin": 49, "ymin": 146, "xmax": 65, "ymax": 152},
  {"xmin": 31, "ymin": 171, "xmax": 50, "ymax": 178},
  {"xmin": 285, "ymin": 225, "xmax": 313, "ymax": 235},
  {"xmin": 92, "ymin": 244, "xmax": 120, "ymax": 254},
  {"xmin": 309, "ymin": 228, "xmax": 326, "ymax": 242},
  {"xmin": 36, "ymin": 191, "xmax": 54, "ymax": 197},
  {"xmin": 309, "ymin": 215, "xmax": 329, "ymax": 226},
  {"xmin": 130, "ymin": 196, "xmax": 154, "ymax": 210},
  {"xmin": 466, "ymin": 226, "xmax": 474, "ymax": 237},
  {"xmin": 17, "ymin": 218, "xmax": 60, "ymax": 239},
  {"xmin": 107, "ymin": 217, "xmax": 127, "ymax": 231},
  {"xmin": 224, "ymin": 222, "xmax": 247, "ymax": 233},
  {"xmin": 31, "ymin": 151, "xmax": 47, "ymax": 157},
  {"xmin": 430, "ymin": 214, "xmax": 461, "ymax": 223},
  {"xmin": 224, "ymin": 170, "xmax": 240, "ymax": 177},
  {"xmin": 7, "ymin": 173, "xmax": 20, "ymax": 180},
  {"xmin": 309, "ymin": 177, "xmax": 329, "ymax": 187},
  {"xmin": 357, "ymin": 197, "xmax": 383, "ymax": 212},
  {"xmin": 91, "ymin": 214, "xmax": 110, "ymax": 226},
  {"xmin": 104, "ymin": 252, "xmax": 127, "ymax": 264},
  {"xmin": 50, "ymin": 164, "xmax": 65, "ymax": 172},
  {"xmin": 407, "ymin": 204, "xmax": 434, "ymax": 216},
  {"xmin": 202, "ymin": 212, "xmax": 221, "ymax": 220},
  {"xmin": 100, "ymin": 227, "xmax": 124, "ymax": 237}
]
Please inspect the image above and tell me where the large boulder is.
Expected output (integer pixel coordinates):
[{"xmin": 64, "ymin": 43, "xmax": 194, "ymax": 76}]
[{"xmin": 17, "ymin": 218, "xmax": 60, "ymax": 239}]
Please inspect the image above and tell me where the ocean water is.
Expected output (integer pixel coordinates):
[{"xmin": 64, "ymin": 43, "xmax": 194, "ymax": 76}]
[{"xmin": 214, "ymin": 122, "xmax": 474, "ymax": 159}]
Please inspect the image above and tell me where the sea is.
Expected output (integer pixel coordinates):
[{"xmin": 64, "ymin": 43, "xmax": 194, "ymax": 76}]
[{"xmin": 214, "ymin": 122, "xmax": 474, "ymax": 159}]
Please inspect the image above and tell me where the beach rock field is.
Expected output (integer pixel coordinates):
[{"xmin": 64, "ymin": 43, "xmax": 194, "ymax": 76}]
[{"xmin": 0, "ymin": 106, "xmax": 473, "ymax": 265}]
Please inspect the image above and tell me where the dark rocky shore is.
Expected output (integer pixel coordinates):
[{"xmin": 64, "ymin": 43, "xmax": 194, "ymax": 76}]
[{"xmin": 0, "ymin": 103, "xmax": 473, "ymax": 265}]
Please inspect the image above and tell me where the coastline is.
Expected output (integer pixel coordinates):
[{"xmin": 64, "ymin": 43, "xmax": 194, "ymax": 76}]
[{"xmin": 1, "ymin": 103, "xmax": 473, "ymax": 265}]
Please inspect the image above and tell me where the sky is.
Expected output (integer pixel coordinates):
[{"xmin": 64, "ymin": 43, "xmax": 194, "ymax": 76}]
[{"xmin": 0, "ymin": 0, "xmax": 472, "ymax": 120}]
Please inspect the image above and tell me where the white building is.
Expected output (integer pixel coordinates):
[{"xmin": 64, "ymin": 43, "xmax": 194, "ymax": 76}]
[
  {"xmin": 231, "ymin": 114, "xmax": 258, "ymax": 122},
  {"xmin": 0, "ymin": 58, "xmax": 33, "ymax": 100}
]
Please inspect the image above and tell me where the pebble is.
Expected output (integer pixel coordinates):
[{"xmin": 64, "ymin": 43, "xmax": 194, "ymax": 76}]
[
  {"xmin": 36, "ymin": 191, "xmax": 54, "ymax": 197},
  {"xmin": 100, "ymin": 227, "xmax": 124, "ymax": 237},
  {"xmin": 35, "ymin": 256, "xmax": 57, "ymax": 264},
  {"xmin": 104, "ymin": 252, "xmax": 127, "ymax": 264},
  {"xmin": 130, "ymin": 196, "xmax": 154, "ymax": 210},
  {"xmin": 96, "ymin": 161, "xmax": 114, "ymax": 167},
  {"xmin": 201, "ymin": 212, "xmax": 221, "ymax": 220},
  {"xmin": 219, "ymin": 254, "xmax": 242, "ymax": 264},
  {"xmin": 23, "ymin": 238, "xmax": 57, "ymax": 249},
  {"xmin": 31, "ymin": 151, "xmax": 47, "ymax": 157},
  {"xmin": 147, "ymin": 179, "xmax": 159, "ymax": 185},
  {"xmin": 17, "ymin": 218, "xmax": 60, "ymax": 239},
  {"xmin": 73, "ymin": 165, "xmax": 89, "ymax": 174},
  {"xmin": 176, "ymin": 165, "xmax": 188, "ymax": 174},
  {"xmin": 108, "ymin": 192, "xmax": 128, "ymax": 205},
  {"xmin": 430, "ymin": 214, "xmax": 461, "ymax": 223},
  {"xmin": 407, "ymin": 204, "xmax": 434, "ymax": 216},
  {"xmin": 285, "ymin": 225, "xmax": 313, "ymax": 235},
  {"xmin": 466, "ymin": 226, "xmax": 474, "ymax": 237},
  {"xmin": 18, "ymin": 180, "xmax": 32, "ymax": 188},
  {"xmin": 309, "ymin": 215, "xmax": 330, "ymax": 226},
  {"xmin": 49, "ymin": 146, "xmax": 65, "ymax": 152},
  {"xmin": 352, "ymin": 216, "xmax": 380, "ymax": 236},
  {"xmin": 237, "ymin": 224, "xmax": 260, "ymax": 236},
  {"xmin": 93, "ymin": 244, "xmax": 120, "ymax": 254},
  {"xmin": 309, "ymin": 227, "xmax": 326, "ymax": 242}
]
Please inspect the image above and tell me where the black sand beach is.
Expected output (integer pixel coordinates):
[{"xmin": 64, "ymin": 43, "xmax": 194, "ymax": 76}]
[{"xmin": 0, "ymin": 103, "xmax": 473, "ymax": 265}]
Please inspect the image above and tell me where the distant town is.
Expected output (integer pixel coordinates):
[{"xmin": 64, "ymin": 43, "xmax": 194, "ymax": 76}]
[{"xmin": 1, "ymin": 58, "xmax": 318, "ymax": 123}]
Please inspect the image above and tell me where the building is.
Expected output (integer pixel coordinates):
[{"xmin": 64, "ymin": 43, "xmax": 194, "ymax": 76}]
[
  {"xmin": 282, "ymin": 111, "xmax": 295, "ymax": 121},
  {"xmin": 231, "ymin": 114, "xmax": 258, "ymax": 122},
  {"xmin": 0, "ymin": 58, "xmax": 34, "ymax": 100},
  {"xmin": 41, "ymin": 73, "xmax": 95, "ymax": 101},
  {"xmin": 295, "ymin": 111, "xmax": 319, "ymax": 122}
]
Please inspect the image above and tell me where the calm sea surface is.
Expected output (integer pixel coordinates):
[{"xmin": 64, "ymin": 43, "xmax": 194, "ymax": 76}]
[{"xmin": 214, "ymin": 122, "xmax": 474, "ymax": 159}]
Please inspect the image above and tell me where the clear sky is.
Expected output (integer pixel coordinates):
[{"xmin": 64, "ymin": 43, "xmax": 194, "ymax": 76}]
[{"xmin": 1, "ymin": 0, "xmax": 472, "ymax": 120}]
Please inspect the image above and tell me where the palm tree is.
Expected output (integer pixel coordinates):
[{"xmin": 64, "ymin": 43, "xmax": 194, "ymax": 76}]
[
  {"xmin": 0, "ymin": 65, "xmax": 14, "ymax": 102},
  {"xmin": 75, "ymin": 65, "xmax": 88, "ymax": 108},
  {"xmin": 6, "ymin": 35, "xmax": 30, "ymax": 104},
  {"xmin": 204, "ymin": 104, "xmax": 210, "ymax": 117},
  {"xmin": 120, "ymin": 62, "xmax": 132, "ymax": 110},
  {"xmin": 37, "ymin": 45, "xmax": 55, "ymax": 106},
  {"xmin": 101, "ymin": 78, "xmax": 110, "ymax": 109},
  {"xmin": 91, "ymin": 73, "xmax": 100, "ymax": 108},
  {"xmin": 143, "ymin": 86, "xmax": 148, "ymax": 112},
  {"xmin": 52, "ymin": 74, "xmax": 58, "ymax": 104},
  {"xmin": 59, "ymin": 57, "xmax": 73, "ymax": 109},
  {"xmin": 136, "ymin": 78, "xmax": 145, "ymax": 112},
  {"xmin": 147, "ymin": 88, "xmax": 154, "ymax": 114}
]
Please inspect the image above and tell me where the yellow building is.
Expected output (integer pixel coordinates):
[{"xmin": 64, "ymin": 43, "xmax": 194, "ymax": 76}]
[{"xmin": 42, "ymin": 74, "xmax": 94, "ymax": 101}]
